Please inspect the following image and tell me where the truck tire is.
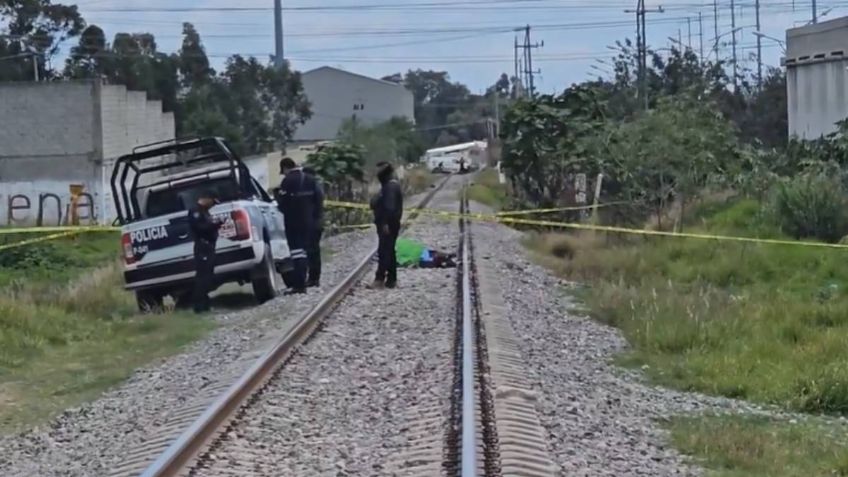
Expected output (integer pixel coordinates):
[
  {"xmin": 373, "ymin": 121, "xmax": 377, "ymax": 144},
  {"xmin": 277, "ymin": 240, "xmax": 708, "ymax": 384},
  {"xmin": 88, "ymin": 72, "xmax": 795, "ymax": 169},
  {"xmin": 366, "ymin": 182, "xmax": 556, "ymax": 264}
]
[
  {"xmin": 136, "ymin": 290, "xmax": 164, "ymax": 313},
  {"xmin": 252, "ymin": 245, "xmax": 278, "ymax": 303}
]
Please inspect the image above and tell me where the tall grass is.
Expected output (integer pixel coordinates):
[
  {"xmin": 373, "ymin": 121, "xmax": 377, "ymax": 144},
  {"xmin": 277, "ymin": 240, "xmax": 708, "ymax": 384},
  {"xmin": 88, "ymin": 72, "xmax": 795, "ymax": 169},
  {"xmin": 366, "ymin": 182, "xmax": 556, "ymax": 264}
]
[
  {"xmin": 526, "ymin": 200, "xmax": 848, "ymax": 415},
  {"xmin": 668, "ymin": 416, "xmax": 848, "ymax": 476},
  {"xmin": 0, "ymin": 233, "xmax": 213, "ymax": 431},
  {"xmin": 772, "ymin": 175, "xmax": 848, "ymax": 243},
  {"xmin": 467, "ymin": 168, "xmax": 509, "ymax": 210}
]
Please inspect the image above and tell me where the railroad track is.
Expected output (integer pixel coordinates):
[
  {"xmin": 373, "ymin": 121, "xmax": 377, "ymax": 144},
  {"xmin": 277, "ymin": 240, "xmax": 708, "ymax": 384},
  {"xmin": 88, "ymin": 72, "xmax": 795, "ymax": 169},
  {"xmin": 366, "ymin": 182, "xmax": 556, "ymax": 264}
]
[
  {"xmin": 109, "ymin": 177, "xmax": 449, "ymax": 477},
  {"xmin": 126, "ymin": 176, "xmax": 556, "ymax": 477}
]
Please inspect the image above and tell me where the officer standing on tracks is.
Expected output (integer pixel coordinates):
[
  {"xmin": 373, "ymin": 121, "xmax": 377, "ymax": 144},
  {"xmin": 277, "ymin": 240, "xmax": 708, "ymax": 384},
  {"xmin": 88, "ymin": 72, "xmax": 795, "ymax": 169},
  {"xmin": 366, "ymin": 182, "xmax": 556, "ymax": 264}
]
[
  {"xmin": 369, "ymin": 162, "xmax": 404, "ymax": 289},
  {"xmin": 277, "ymin": 157, "xmax": 318, "ymax": 294},
  {"xmin": 188, "ymin": 193, "xmax": 224, "ymax": 313},
  {"xmin": 303, "ymin": 166, "xmax": 324, "ymax": 288}
]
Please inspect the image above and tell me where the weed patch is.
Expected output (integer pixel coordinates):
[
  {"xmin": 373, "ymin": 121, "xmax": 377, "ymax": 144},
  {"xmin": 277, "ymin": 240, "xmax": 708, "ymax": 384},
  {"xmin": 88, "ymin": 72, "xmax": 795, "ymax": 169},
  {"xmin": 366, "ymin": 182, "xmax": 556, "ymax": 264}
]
[
  {"xmin": 667, "ymin": 416, "xmax": 848, "ymax": 477},
  {"xmin": 0, "ymin": 233, "xmax": 215, "ymax": 433},
  {"xmin": 466, "ymin": 169, "xmax": 509, "ymax": 210},
  {"xmin": 526, "ymin": 200, "xmax": 848, "ymax": 416}
]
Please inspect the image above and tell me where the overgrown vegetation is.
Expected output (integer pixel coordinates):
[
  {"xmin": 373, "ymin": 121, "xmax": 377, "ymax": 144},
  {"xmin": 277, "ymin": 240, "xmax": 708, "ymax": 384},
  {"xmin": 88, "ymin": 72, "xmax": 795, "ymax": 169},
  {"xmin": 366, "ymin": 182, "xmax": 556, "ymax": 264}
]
[
  {"xmin": 467, "ymin": 168, "xmax": 509, "ymax": 210},
  {"xmin": 667, "ymin": 416, "xmax": 848, "ymax": 476},
  {"xmin": 497, "ymin": 37, "xmax": 848, "ymax": 472},
  {"xmin": 0, "ymin": 233, "xmax": 213, "ymax": 432}
]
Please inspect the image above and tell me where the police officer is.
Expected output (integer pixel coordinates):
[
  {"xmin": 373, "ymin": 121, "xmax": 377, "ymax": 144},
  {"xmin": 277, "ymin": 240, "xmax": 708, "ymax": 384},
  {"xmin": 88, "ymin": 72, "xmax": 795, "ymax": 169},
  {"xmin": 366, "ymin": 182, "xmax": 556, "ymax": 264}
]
[
  {"xmin": 303, "ymin": 166, "xmax": 325, "ymax": 288},
  {"xmin": 188, "ymin": 193, "xmax": 223, "ymax": 313},
  {"xmin": 277, "ymin": 157, "xmax": 319, "ymax": 294},
  {"xmin": 369, "ymin": 162, "xmax": 404, "ymax": 289}
]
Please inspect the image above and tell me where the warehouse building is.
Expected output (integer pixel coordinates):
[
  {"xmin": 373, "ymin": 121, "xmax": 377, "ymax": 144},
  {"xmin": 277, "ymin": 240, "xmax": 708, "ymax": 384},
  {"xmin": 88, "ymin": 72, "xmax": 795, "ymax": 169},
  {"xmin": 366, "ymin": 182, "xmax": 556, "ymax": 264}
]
[
  {"xmin": 0, "ymin": 80, "xmax": 174, "ymax": 226},
  {"xmin": 786, "ymin": 16, "xmax": 848, "ymax": 139},
  {"xmin": 293, "ymin": 66, "xmax": 415, "ymax": 142}
]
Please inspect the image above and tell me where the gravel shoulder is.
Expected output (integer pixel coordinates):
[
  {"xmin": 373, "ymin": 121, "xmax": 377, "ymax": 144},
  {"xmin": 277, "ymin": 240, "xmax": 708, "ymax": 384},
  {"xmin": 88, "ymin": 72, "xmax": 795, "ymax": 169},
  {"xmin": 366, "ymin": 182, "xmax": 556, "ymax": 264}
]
[{"xmin": 468, "ymin": 200, "xmax": 776, "ymax": 477}]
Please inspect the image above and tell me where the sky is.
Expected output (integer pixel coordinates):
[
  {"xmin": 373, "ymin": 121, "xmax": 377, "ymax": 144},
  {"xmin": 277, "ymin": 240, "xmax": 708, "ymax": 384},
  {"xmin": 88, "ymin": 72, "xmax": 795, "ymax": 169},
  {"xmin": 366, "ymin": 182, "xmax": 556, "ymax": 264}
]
[{"xmin": 63, "ymin": 0, "xmax": 845, "ymax": 93}]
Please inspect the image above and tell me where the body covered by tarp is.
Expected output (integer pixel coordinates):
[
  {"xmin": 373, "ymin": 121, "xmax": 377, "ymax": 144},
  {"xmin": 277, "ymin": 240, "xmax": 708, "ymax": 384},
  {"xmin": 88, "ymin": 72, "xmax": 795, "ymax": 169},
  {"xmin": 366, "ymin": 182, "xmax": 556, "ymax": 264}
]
[{"xmin": 396, "ymin": 237, "xmax": 456, "ymax": 268}]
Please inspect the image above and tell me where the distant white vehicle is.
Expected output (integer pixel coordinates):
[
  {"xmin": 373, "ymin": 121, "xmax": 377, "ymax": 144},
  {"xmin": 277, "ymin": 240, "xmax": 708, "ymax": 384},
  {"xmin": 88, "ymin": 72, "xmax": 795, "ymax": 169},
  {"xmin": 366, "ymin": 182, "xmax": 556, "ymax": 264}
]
[{"xmin": 423, "ymin": 141, "xmax": 487, "ymax": 173}]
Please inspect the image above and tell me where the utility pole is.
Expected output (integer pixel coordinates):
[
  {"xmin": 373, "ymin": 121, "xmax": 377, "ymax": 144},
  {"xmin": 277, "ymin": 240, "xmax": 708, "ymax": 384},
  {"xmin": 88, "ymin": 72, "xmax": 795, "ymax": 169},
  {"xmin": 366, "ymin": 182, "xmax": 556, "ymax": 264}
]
[
  {"xmin": 626, "ymin": 1, "xmax": 664, "ymax": 110},
  {"xmin": 713, "ymin": 0, "xmax": 719, "ymax": 62},
  {"xmin": 755, "ymin": 0, "xmax": 762, "ymax": 88},
  {"xmin": 731, "ymin": 0, "xmax": 738, "ymax": 88},
  {"xmin": 513, "ymin": 36, "xmax": 519, "ymax": 98},
  {"xmin": 699, "ymin": 12, "xmax": 704, "ymax": 61},
  {"xmin": 679, "ymin": 28, "xmax": 683, "ymax": 49},
  {"xmin": 518, "ymin": 25, "xmax": 542, "ymax": 98},
  {"xmin": 274, "ymin": 0, "xmax": 284, "ymax": 69},
  {"xmin": 687, "ymin": 17, "xmax": 692, "ymax": 50},
  {"xmin": 493, "ymin": 94, "xmax": 500, "ymax": 137},
  {"xmin": 813, "ymin": 0, "xmax": 818, "ymax": 24}
]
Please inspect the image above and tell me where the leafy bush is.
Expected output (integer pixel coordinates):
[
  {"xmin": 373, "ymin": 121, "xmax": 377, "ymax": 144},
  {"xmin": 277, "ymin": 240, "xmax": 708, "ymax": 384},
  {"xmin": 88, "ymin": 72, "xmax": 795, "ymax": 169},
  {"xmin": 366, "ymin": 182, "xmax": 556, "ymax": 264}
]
[{"xmin": 772, "ymin": 174, "xmax": 848, "ymax": 243}]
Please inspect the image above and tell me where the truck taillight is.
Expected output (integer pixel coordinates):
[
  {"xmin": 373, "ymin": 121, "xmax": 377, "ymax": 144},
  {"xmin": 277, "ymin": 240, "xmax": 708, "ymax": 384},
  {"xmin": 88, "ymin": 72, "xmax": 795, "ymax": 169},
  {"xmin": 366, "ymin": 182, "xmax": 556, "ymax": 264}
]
[
  {"xmin": 121, "ymin": 233, "xmax": 137, "ymax": 265},
  {"xmin": 231, "ymin": 209, "xmax": 251, "ymax": 241}
]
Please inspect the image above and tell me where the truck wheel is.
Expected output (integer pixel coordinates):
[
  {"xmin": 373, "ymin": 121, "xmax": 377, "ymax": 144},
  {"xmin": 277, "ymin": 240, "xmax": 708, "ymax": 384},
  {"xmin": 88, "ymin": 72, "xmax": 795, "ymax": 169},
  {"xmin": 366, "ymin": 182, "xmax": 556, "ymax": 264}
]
[
  {"xmin": 252, "ymin": 246, "xmax": 278, "ymax": 303},
  {"xmin": 136, "ymin": 290, "xmax": 164, "ymax": 313}
]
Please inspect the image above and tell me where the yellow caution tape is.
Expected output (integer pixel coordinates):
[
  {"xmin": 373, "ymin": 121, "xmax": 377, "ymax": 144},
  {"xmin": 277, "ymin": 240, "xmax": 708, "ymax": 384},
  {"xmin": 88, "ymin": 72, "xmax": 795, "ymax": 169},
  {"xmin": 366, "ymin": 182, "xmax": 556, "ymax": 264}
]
[
  {"xmin": 325, "ymin": 200, "xmax": 848, "ymax": 250},
  {"xmin": 496, "ymin": 201, "xmax": 631, "ymax": 217},
  {"xmin": 331, "ymin": 223, "xmax": 373, "ymax": 230},
  {"xmin": 0, "ymin": 230, "xmax": 86, "ymax": 252},
  {"xmin": 325, "ymin": 200, "xmax": 371, "ymax": 210},
  {"xmin": 0, "ymin": 226, "xmax": 118, "ymax": 235}
]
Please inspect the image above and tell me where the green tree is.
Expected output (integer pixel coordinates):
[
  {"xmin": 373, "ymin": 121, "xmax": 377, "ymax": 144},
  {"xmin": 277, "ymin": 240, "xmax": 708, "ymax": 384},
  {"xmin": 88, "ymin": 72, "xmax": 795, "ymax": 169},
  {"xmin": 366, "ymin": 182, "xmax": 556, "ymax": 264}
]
[
  {"xmin": 65, "ymin": 30, "xmax": 180, "ymax": 113},
  {"xmin": 600, "ymin": 94, "xmax": 740, "ymax": 226},
  {"xmin": 177, "ymin": 22, "xmax": 213, "ymax": 90},
  {"xmin": 65, "ymin": 24, "xmax": 107, "ymax": 78},
  {"xmin": 0, "ymin": 0, "xmax": 84, "ymax": 81},
  {"xmin": 500, "ymin": 84, "xmax": 607, "ymax": 207},
  {"xmin": 338, "ymin": 116, "xmax": 424, "ymax": 166},
  {"xmin": 180, "ymin": 56, "xmax": 310, "ymax": 156}
]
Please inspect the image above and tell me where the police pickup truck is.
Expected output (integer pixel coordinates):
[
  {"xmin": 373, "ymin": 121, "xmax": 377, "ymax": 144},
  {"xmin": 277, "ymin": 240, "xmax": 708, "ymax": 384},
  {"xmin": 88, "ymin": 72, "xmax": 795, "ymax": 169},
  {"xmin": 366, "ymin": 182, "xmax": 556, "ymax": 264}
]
[{"xmin": 111, "ymin": 137, "xmax": 291, "ymax": 311}]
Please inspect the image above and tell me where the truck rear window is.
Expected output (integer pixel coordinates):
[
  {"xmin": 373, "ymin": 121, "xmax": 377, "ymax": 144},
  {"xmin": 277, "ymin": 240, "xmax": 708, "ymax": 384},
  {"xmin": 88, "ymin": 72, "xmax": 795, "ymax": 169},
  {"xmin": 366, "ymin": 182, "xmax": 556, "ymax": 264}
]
[{"xmin": 145, "ymin": 178, "xmax": 241, "ymax": 218}]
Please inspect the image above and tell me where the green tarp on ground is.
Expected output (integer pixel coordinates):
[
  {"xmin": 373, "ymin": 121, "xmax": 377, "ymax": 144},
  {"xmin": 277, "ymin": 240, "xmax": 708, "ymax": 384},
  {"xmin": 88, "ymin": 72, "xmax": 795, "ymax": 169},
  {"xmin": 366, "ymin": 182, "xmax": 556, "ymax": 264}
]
[{"xmin": 396, "ymin": 238, "xmax": 426, "ymax": 267}]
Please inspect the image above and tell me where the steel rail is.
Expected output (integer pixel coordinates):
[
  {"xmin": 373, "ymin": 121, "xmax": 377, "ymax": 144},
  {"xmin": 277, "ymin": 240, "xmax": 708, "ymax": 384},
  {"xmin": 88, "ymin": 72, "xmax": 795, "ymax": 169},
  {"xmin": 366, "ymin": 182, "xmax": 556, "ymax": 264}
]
[
  {"xmin": 460, "ymin": 188, "xmax": 477, "ymax": 477},
  {"xmin": 139, "ymin": 175, "xmax": 451, "ymax": 477}
]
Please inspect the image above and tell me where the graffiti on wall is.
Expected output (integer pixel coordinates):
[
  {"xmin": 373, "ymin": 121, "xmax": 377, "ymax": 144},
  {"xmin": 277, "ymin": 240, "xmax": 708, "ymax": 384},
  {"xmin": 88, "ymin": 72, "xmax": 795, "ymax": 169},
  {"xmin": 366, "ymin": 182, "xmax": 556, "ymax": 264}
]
[{"xmin": 2, "ymin": 184, "xmax": 97, "ymax": 226}]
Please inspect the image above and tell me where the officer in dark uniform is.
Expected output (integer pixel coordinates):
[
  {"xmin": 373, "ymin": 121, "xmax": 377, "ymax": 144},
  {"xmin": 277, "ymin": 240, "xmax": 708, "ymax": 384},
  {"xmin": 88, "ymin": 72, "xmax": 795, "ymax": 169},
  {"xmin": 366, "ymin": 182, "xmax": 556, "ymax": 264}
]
[
  {"xmin": 188, "ymin": 193, "xmax": 223, "ymax": 313},
  {"xmin": 369, "ymin": 162, "xmax": 404, "ymax": 289},
  {"xmin": 277, "ymin": 157, "xmax": 319, "ymax": 294},
  {"xmin": 303, "ymin": 166, "xmax": 325, "ymax": 287}
]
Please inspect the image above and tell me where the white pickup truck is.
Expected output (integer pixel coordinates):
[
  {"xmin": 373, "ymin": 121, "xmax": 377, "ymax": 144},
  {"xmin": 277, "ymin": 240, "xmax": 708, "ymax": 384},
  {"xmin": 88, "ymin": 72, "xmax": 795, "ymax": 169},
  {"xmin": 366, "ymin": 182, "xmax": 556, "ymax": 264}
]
[{"xmin": 111, "ymin": 137, "xmax": 291, "ymax": 311}]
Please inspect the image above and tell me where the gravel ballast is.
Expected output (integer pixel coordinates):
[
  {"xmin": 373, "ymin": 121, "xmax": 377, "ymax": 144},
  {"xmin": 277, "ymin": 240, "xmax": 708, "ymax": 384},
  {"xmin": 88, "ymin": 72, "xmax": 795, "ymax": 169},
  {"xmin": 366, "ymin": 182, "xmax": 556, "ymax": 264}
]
[{"xmin": 194, "ymin": 178, "xmax": 464, "ymax": 476}]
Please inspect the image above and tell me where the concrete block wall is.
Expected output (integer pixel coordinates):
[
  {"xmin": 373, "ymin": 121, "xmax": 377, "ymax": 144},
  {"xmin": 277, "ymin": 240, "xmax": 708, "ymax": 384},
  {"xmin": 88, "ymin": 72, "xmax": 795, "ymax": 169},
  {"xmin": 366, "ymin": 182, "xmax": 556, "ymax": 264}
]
[
  {"xmin": 97, "ymin": 86, "xmax": 176, "ymax": 225},
  {"xmin": 0, "ymin": 81, "xmax": 176, "ymax": 226}
]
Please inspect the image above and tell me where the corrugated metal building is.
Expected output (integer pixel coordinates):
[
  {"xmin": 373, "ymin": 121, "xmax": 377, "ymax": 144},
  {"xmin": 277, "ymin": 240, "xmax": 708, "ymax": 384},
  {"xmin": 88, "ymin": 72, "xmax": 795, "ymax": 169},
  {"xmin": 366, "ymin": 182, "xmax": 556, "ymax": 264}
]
[
  {"xmin": 786, "ymin": 16, "xmax": 848, "ymax": 139},
  {"xmin": 293, "ymin": 66, "xmax": 415, "ymax": 142}
]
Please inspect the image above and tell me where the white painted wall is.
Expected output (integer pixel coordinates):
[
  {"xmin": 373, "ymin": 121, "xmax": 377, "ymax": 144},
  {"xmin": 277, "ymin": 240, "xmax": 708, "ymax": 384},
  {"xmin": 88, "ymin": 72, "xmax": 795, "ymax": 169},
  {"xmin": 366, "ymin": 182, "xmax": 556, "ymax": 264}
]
[{"xmin": 0, "ymin": 180, "xmax": 102, "ymax": 226}]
